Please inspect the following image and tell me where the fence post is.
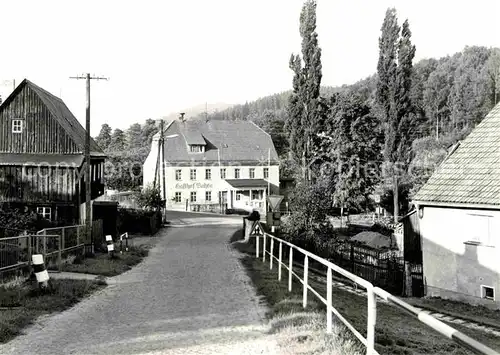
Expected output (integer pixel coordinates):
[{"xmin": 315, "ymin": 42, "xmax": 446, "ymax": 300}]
[
  {"xmin": 288, "ymin": 247, "xmax": 293, "ymax": 292},
  {"xmin": 278, "ymin": 241, "xmax": 282, "ymax": 281},
  {"xmin": 27, "ymin": 235, "xmax": 32, "ymax": 269},
  {"xmin": 303, "ymin": 255, "xmax": 308, "ymax": 308},
  {"xmin": 327, "ymin": 266, "xmax": 332, "ymax": 333},
  {"xmin": 366, "ymin": 285, "xmax": 377, "ymax": 355},
  {"xmin": 256, "ymin": 233, "xmax": 260, "ymax": 258},
  {"xmin": 58, "ymin": 234, "xmax": 62, "ymax": 272},
  {"xmin": 43, "ymin": 230, "xmax": 47, "ymax": 261},
  {"xmin": 350, "ymin": 244, "xmax": 355, "ymax": 272},
  {"xmin": 270, "ymin": 238, "xmax": 274, "ymax": 270},
  {"xmin": 262, "ymin": 233, "xmax": 266, "ymax": 262},
  {"xmin": 61, "ymin": 227, "xmax": 65, "ymax": 251},
  {"xmin": 125, "ymin": 233, "xmax": 129, "ymax": 252}
]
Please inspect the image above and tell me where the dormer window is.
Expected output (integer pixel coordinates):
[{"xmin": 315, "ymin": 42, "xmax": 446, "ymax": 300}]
[
  {"xmin": 190, "ymin": 145, "xmax": 204, "ymax": 153},
  {"xmin": 12, "ymin": 119, "xmax": 23, "ymax": 133}
]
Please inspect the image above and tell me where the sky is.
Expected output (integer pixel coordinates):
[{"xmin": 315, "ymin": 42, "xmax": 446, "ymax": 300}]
[{"xmin": 1, "ymin": 0, "xmax": 499, "ymax": 136}]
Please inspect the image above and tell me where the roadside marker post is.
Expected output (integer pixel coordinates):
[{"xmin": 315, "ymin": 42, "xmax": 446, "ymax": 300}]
[
  {"xmin": 106, "ymin": 235, "xmax": 114, "ymax": 258},
  {"xmin": 32, "ymin": 254, "xmax": 49, "ymax": 288}
]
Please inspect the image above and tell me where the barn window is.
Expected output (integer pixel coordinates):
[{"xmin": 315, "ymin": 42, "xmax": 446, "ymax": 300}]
[
  {"xmin": 12, "ymin": 119, "xmax": 23, "ymax": 133},
  {"xmin": 481, "ymin": 286, "xmax": 495, "ymax": 300},
  {"xmin": 36, "ymin": 207, "xmax": 51, "ymax": 220}
]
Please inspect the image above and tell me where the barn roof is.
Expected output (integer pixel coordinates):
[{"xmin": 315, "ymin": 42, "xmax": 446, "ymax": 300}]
[
  {"xmin": 413, "ymin": 103, "xmax": 500, "ymax": 208},
  {"xmin": 0, "ymin": 79, "xmax": 105, "ymax": 157}
]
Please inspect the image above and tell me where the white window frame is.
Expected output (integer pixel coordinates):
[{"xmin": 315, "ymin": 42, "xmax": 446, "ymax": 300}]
[
  {"xmin": 205, "ymin": 169, "xmax": 211, "ymax": 180},
  {"xmin": 234, "ymin": 168, "xmax": 240, "ymax": 179},
  {"xmin": 190, "ymin": 169, "xmax": 197, "ymax": 181},
  {"xmin": 252, "ymin": 190, "xmax": 263, "ymax": 201},
  {"xmin": 236, "ymin": 192, "xmax": 241, "ymax": 201},
  {"xmin": 220, "ymin": 168, "xmax": 226, "ymax": 179},
  {"xmin": 175, "ymin": 169, "xmax": 182, "ymax": 181},
  {"xmin": 481, "ymin": 285, "xmax": 495, "ymax": 301},
  {"xmin": 249, "ymin": 168, "xmax": 255, "ymax": 179},
  {"xmin": 190, "ymin": 191, "xmax": 197, "ymax": 202},
  {"xmin": 190, "ymin": 145, "xmax": 204, "ymax": 153},
  {"xmin": 12, "ymin": 119, "xmax": 23, "ymax": 134},
  {"xmin": 205, "ymin": 191, "xmax": 212, "ymax": 202},
  {"xmin": 465, "ymin": 214, "xmax": 493, "ymax": 246},
  {"xmin": 36, "ymin": 207, "xmax": 51, "ymax": 220},
  {"xmin": 174, "ymin": 192, "xmax": 182, "ymax": 203},
  {"xmin": 263, "ymin": 167, "xmax": 269, "ymax": 179}
]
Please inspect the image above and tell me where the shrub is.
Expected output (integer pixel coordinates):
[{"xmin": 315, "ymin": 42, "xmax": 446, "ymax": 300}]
[{"xmin": 117, "ymin": 208, "xmax": 161, "ymax": 235}]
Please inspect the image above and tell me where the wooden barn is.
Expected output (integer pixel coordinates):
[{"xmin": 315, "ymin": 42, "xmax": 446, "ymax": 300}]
[{"xmin": 0, "ymin": 79, "xmax": 106, "ymax": 224}]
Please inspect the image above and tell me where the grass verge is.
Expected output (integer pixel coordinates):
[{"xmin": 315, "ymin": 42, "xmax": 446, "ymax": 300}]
[
  {"xmin": 230, "ymin": 230, "xmax": 500, "ymax": 355},
  {"xmin": 62, "ymin": 244, "xmax": 151, "ymax": 277},
  {"xmin": 406, "ymin": 297, "xmax": 500, "ymax": 329},
  {"xmin": 0, "ymin": 278, "xmax": 106, "ymax": 344}
]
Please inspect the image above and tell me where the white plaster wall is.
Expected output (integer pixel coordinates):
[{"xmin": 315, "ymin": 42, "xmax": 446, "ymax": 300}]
[
  {"xmin": 164, "ymin": 164, "xmax": 279, "ymax": 210},
  {"xmin": 419, "ymin": 206, "xmax": 500, "ymax": 305}
]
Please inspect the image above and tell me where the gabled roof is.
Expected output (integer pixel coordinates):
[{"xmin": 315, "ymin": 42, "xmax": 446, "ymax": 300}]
[
  {"xmin": 0, "ymin": 79, "xmax": 105, "ymax": 156},
  {"xmin": 162, "ymin": 120, "xmax": 279, "ymax": 163},
  {"xmin": 413, "ymin": 103, "xmax": 500, "ymax": 208}
]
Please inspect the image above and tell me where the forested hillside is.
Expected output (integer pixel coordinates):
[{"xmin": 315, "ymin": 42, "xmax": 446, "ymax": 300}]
[
  {"xmin": 94, "ymin": 2, "xmax": 500, "ymax": 216},
  {"xmin": 198, "ymin": 45, "xmax": 499, "ymax": 153}
]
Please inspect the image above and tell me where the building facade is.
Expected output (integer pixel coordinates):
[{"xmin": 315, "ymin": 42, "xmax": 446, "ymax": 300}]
[
  {"xmin": 413, "ymin": 103, "xmax": 500, "ymax": 309},
  {"xmin": 0, "ymin": 79, "xmax": 106, "ymax": 224},
  {"xmin": 143, "ymin": 119, "xmax": 279, "ymax": 215}
]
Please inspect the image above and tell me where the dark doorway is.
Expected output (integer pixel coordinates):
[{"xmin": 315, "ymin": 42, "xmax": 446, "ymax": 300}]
[{"xmin": 92, "ymin": 201, "xmax": 118, "ymax": 238}]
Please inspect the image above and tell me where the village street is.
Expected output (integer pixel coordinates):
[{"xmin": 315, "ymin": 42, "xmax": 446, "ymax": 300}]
[{"xmin": 0, "ymin": 220, "xmax": 280, "ymax": 355}]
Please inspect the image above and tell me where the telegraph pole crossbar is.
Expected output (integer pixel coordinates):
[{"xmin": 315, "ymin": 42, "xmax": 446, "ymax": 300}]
[{"xmin": 70, "ymin": 73, "xmax": 108, "ymax": 254}]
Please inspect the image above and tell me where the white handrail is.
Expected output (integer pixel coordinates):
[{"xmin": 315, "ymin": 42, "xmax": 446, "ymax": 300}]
[{"xmin": 254, "ymin": 224, "xmax": 499, "ymax": 355}]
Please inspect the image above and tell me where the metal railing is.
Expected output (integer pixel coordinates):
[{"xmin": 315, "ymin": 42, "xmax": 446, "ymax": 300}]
[
  {"xmin": 255, "ymin": 223, "xmax": 499, "ymax": 355},
  {"xmin": 1, "ymin": 222, "xmax": 98, "ymax": 279},
  {"xmin": 0, "ymin": 234, "xmax": 59, "ymax": 276}
]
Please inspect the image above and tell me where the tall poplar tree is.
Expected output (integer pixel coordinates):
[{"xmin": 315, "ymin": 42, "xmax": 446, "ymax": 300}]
[
  {"xmin": 376, "ymin": 8, "xmax": 416, "ymax": 222},
  {"xmin": 285, "ymin": 0, "xmax": 323, "ymax": 181}
]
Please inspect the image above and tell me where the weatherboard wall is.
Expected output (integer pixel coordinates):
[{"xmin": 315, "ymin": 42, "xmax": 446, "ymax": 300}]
[{"xmin": 0, "ymin": 85, "xmax": 80, "ymax": 154}]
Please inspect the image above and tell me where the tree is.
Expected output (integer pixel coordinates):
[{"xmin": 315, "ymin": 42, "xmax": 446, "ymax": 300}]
[
  {"xmin": 108, "ymin": 128, "xmax": 126, "ymax": 152},
  {"xmin": 135, "ymin": 184, "xmax": 162, "ymax": 211},
  {"xmin": 141, "ymin": 119, "xmax": 159, "ymax": 149},
  {"xmin": 95, "ymin": 123, "xmax": 112, "ymax": 151},
  {"xmin": 126, "ymin": 123, "xmax": 143, "ymax": 150},
  {"xmin": 318, "ymin": 92, "xmax": 382, "ymax": 215},
  {"xmin": 285, "ymin": 0, "xmax": 323, "ymax": 182},
  {"xmin": 375, "ymin": 9, "xmax": 416, "ymax": 223}
]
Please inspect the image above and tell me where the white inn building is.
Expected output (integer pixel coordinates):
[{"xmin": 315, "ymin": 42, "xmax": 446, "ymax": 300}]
[{"xmin": 143, "ymin": 119, "xmax": 280, "ymax": 215}]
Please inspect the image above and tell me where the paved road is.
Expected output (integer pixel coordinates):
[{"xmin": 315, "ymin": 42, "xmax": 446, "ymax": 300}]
[{"xmin": 1, "ymin": 223, "xmax": 279, "ymax": 354}]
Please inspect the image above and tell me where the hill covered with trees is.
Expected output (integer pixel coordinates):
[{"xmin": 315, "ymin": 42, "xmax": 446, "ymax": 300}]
[{"xmin": 93, "ymin": 1, "xmax": 500, "ymax": 217}]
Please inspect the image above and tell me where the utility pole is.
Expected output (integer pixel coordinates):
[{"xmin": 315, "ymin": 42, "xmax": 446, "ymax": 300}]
[{"xmin": 70, "ymin": 73, "xmax": 108, "ymax": 254}]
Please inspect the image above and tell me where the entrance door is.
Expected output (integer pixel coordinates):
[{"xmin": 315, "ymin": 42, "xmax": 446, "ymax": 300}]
[{"xmin": 219, "ymin": 191, "xmax": 228, "ymax": 213}]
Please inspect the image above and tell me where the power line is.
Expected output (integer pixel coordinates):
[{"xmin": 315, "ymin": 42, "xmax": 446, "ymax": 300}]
[{"xmin": 69, "ymin": 73, "xmax": 108, "ymax": 254}]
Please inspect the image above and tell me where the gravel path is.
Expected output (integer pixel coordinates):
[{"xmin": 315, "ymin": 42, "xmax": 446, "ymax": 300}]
[{"xmin": 0, "ymin": 225, "xmax": 279, "ymax": 355}]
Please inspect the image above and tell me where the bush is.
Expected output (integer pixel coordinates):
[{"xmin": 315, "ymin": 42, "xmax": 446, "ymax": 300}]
[{"xmin": 117, "ymin": 208, "xmax": 161, "ymax": 235}]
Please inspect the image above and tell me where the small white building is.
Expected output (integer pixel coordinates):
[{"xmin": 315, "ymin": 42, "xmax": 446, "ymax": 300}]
[
  {"xmin": 413, "ymin": 103, "xmax": 500, "ymax": 309},
  {"xmin": 143, "ymin": 119, "xmax": 280, "ymax": 215}
]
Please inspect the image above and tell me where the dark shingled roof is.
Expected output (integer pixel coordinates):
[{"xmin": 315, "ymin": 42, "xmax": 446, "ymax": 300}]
[
  {"xmin": 413, "ymin": 103, "xmax": 500, "ymax": 207},
  {"xmin": 161, "ymin": 120, "xmax": 279, "ymax": 163},
  {"xmin": 0, "ymin": 79, "xmax": 105, "ymax": 157}
]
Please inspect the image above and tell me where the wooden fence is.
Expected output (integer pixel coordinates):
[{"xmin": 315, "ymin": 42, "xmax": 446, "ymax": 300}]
[{"xmin": 278, "ymin": 233, "xmax": 422, "ymax": 296}]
